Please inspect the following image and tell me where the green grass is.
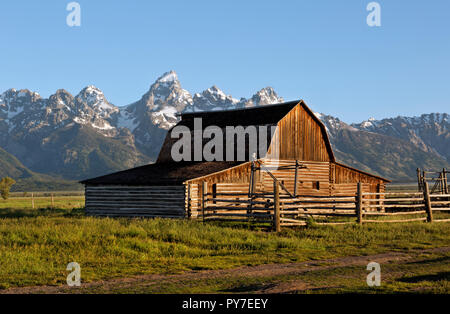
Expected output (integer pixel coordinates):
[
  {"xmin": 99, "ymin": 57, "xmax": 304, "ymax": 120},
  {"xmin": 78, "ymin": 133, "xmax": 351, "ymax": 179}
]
[
  {"xmin": 0, "ymin": 196, "xmax": 84, "ymax": 211},
  {"xmin": 93, "ymin": 253, "xmax": 450, "ymax": 294},
  {"xmin": 0, "ymin": 204, "xmax": 449, "ymax": 291}
]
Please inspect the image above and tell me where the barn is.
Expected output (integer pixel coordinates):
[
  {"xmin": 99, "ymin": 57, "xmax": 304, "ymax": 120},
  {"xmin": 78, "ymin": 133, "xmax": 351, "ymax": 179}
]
[{"xmin": 81, "ymin": 100, "xmax": 390, "ymax": 218}]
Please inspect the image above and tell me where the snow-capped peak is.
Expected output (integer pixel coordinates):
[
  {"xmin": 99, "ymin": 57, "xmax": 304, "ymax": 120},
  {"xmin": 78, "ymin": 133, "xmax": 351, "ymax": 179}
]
[
  {"xmin": 76, "ymin": 85, "xmax": 116, "ymax": 113},
  {"xmin": 156, "ymin": 70, "xmax": 178, "ymax": 83},
  {"xmin": 243, "ymin": 87, "xmax": 284, "ymax": 108},
  {"xmin": 83, "ymin": 85, "xmax": 104, "ymax": 98},
  {"xmin": 204, "ymin": 85, "xmax": 239, "ymax": 103},
  {"xmin": 184, "ymin": 86, "xmax": 239, "ymax": 113}
]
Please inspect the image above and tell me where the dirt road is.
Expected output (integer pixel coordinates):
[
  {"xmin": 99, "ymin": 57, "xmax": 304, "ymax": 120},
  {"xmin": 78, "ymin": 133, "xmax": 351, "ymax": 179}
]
[{"xmin": 2, "ymin": 246, "xmax": 449, "ymax": 294}]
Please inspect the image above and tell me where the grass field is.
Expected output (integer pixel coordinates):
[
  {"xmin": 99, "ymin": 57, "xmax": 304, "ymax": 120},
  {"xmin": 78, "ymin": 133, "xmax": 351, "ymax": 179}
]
[
  {"xmin": 0, "ymin": 197, "xmax": 449, "ymax": 293},
  {"xmin": 1, "ymin": 193, "xmax": 84, "ymax": 211}
]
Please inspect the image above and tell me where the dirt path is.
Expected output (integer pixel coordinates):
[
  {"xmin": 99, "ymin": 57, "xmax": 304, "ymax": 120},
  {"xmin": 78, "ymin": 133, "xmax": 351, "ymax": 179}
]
[{"xmin": 2, "ymin": 246, "xmax": 449, "ymax": 294}]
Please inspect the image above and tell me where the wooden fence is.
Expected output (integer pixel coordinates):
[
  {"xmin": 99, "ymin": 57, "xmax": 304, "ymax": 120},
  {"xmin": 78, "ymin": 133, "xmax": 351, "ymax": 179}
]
[
  {"xmin": 200, "ymin": 182, "xmax": 450, "ymax": 231},
  {"xmin": 417, "ymin": 168, "xmax": 449, "ymax": 194},
  {"xmin": 6, "ymin": 191, "xmax": 84, "ymax": 209}
]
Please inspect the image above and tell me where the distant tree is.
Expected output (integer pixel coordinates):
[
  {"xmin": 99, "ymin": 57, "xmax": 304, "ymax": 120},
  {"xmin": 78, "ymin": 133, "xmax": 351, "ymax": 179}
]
[{"xmin": 0, "ymin": 177, "xmax": 16, "ymax": 200}]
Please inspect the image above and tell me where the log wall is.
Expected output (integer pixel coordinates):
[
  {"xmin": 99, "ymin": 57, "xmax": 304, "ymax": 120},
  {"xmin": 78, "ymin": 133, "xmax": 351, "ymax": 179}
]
[{"xmin": 85, "ymin": 185, "xmax": 186, "ymax": 218}]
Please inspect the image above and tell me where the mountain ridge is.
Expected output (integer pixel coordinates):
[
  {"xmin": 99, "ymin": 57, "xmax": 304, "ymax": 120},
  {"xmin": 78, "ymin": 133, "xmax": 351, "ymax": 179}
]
[{"xmin": 1, "ymin": 70, "xmax": 449, "ymax": 184}]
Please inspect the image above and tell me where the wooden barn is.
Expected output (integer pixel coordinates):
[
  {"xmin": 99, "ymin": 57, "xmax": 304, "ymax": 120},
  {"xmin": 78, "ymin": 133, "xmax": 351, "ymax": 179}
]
[{"xmin": 81, "ymin": 100, "xmax": 390, "ymax": 218}]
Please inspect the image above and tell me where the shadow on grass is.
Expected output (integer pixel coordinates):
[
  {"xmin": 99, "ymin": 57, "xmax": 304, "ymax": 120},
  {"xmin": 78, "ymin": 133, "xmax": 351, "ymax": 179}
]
[
  {"xmin": 398, "ymin": 272, "xmax": 450, "ymax": 283},
  {"xmin": 406, "ymin": 256, "xmax": 450, "ymax": 265},
  {"xmin": 220, "ymin": 283, "xmax": 276, "ymax": 293}
]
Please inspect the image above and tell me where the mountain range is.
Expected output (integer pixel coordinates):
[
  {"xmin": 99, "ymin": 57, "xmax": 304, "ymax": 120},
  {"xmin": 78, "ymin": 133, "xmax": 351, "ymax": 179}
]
[{"xmin": 0, "ymin": 70, "xmax": 448, "ymax": 190}]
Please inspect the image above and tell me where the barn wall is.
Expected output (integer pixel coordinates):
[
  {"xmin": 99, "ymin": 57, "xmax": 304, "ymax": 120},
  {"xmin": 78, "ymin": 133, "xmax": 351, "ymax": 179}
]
[
  {"xmin": 267, "ymin": 105, "xmax": 332, "ymax": 162},
  {"xmin": 187, "ymin": 162, "xmax": 253, "ymax": 185},
  {"xmin": 85, "ymin": 185, "xmax": 186, "ymax": 218},
  {"xmin": 184, "ymin": 159, "xmax": 387, "ymax": 217},
  {"xmin": 261, "ymin": 159, "xmax": 331, "ymax": 196},
  {"xmin": 332, "ymin": 163, "xmax": 385, "ymax": 185}
]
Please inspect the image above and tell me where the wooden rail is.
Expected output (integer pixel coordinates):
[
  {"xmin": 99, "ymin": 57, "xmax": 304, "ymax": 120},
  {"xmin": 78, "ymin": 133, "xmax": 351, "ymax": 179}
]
[{"xmin": 200, "ymin": 181, "xmax": 449, "ymax": 231}]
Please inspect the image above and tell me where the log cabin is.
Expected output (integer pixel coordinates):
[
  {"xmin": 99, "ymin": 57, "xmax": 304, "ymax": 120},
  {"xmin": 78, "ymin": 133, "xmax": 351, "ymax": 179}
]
[{"xmin": 81, "ymin": 100, "xmax": 390, "ymax": 218}]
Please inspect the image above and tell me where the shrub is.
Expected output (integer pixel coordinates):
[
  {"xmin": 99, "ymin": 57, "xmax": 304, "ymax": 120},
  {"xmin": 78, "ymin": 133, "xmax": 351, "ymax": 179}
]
[{"xmin": 0, "ymin": 177, "xmax": 16, "ymax": 200}]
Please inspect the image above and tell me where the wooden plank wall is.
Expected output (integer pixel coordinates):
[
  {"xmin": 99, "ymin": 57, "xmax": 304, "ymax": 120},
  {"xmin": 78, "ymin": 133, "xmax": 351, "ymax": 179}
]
[
  {"xmin": 186, "ymin": 183, "xmax": 200, "ymax": 218},
  {"xmin": 267, "ymin": 105, "xmax": 331, "ymax": 162},
  {"xmin": 330, "ymin": 183, "xmax": 380, "ymax": 196},
  {"xmin": 186, "ymin": 182, "xmax": 253, "ymax": 218},
  {"xmin": 332, "ymin": 163, "xmax": 385, "ymax": 185},
  {"xmin": 261, "ymin": 160, "xmax": 330, "ymax": 196},
  {"xmin": 185, "ymin": 159, "xmax": 387, "ymax": 216},
  {"xmin": 85, "ymin": 185, "xmax": 186, "ymax": 218},
  {"xmin": 187, "ymin": 162, "xmax": 253, "ymax": 185}
]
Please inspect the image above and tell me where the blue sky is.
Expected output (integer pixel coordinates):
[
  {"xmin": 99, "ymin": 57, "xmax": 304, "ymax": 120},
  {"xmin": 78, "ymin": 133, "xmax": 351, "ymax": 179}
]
[{"xmin": 0, "ymin": 0, "xmax": 448, "ymax": 123}]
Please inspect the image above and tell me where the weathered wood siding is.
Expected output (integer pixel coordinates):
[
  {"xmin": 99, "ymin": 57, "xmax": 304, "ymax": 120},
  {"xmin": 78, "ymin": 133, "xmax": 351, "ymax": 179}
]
[
  {"xmin": 267, "ymin": 105, "xmax": 332, "ymax": 162},
  {"xmin": 186, "ymin": 183, "xmax": 200, "ymax": 218},
  {"xmin": 186, "ymin": 162, "xmax": 253, "ymax": 185},
  {"xmin": 261, "ymin": 159, "xmax": 331, "ymax": 196},
  {"xmin": 184, "ymin": 158, "xmax": 387, "ymax": 216},
  {"xmin": 85, "ymin": 185, "xmax": 186, "ymax": 218},
  {"xmin": 332, "ymin": 163, "xmax": 385, "ymax": 185}
]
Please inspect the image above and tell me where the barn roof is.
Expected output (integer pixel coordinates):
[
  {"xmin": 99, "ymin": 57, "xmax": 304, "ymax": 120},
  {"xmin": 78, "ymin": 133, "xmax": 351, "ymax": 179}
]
[
  {"xmin": 157, "ymin": 100, "xmax": 334, "ymax": 163},
  {"xmin": 177, "ymin": 100, "xmax": 300, "ymax": 128},
  {"xmin": 81, "ymin": 100, "xmax": 388, "ymax": 185},
  {"xmin": 79, "ymin": 161, "xmax": 244, "ymax": 186}
]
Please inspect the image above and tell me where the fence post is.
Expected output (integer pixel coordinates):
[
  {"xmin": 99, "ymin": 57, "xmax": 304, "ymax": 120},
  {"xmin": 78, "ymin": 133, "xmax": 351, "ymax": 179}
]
[
  {"xmin": 356, "ymin": 182, "xmax": 363, "ymax": 225},
  {"xmin": 273, "ymin": 181, "xmax": 281, "ymax": 232},
  {"xmin": 294, "ymin": 160, "xmax": 299, "ymax": 197},
  {"xmin": 31, "ymin": 192, "xmax": 35, "ymax": 209},
  {"xmin": 201, "ymin": 182, "xmax": 207, "ymax": 222},
  {"xmin": 416, "ymin": 168, "xmax": 422, "ymax": 192},
  {"xmin": 443, "ymin": 168, "xmax": 448, "ymax": 194},
  {"xmin": 423, "ymin": 181, "xmax": 433, "ymax": 223},
  {"xmin": 51, "ymin": 193, "xmax": 54, "ymax": 208}
]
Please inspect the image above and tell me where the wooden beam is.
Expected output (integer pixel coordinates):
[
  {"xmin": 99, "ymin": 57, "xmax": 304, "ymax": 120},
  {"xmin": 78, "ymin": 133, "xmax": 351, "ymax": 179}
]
[
  {"xmin": 356, "ymin": 182, "xmax": 363, "ymax": 225},
  {"xmin": 417, "ymin": 168, "xmax": 422, "ymax": 192},
  {"xmin": 273, "ymin": 182, "xmax": 281, "ymax": 232},
  {"xmin": 201, "ymin": 182, "xmax": 207, "ymax": 222},
  {"xmin": 423, "ymin": 181, "xmax": 433, "ymax": 223},
  {"xmin": 294, "ymin": 160, "xmax": 299, "ymax": 196},
  {"xmin": 443, "ymin": 168, "xmax": 448, "ymax": 194},
  {"xmin": 256, "ymin": 160, "xmax": 293, "ymax": 197}
]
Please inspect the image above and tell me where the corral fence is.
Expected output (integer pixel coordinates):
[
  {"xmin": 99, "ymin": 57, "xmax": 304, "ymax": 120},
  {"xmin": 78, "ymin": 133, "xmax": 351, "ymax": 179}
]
[
  {"xmin": 417, "ymin": 168, "xmax": 449, "ymax": 194},
  {"xmin": 200, "ymin": 181, "xmax": 450, "ymax": 231}
]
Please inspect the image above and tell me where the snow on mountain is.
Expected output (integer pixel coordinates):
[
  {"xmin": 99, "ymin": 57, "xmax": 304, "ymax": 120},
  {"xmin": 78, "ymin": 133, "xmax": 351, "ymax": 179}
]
[
  {"xmin": 242, "ymin": 87, "xmax": 284, "ymax": 108},
  {"xmin": 185, "ymin": 86, "xmax": 240, "ymax": 113},
  {"xmin": 122, "ymin": 71, "xmax": 193, "ymax": 132},
  {"xmin": 314, "ymin": 112, "xmax": 358, "ymax": 139},
  {"xmin": 77, "ymin": 85, "xmax": 117, "ymax": 114},
  {"xmin": 2, "ymin": 71, "xmax": 448, "ymax": 165},
  {"xmin": 352, "ymin": 113, "xmax": 450, "ymax": 161},
  {"xmin": 1, "ymin": 70, "xmax": 288, "ymax": 161},
  {"xmin": 1, "ymin": 71, "xmax": 449, "ymax": 182}
]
